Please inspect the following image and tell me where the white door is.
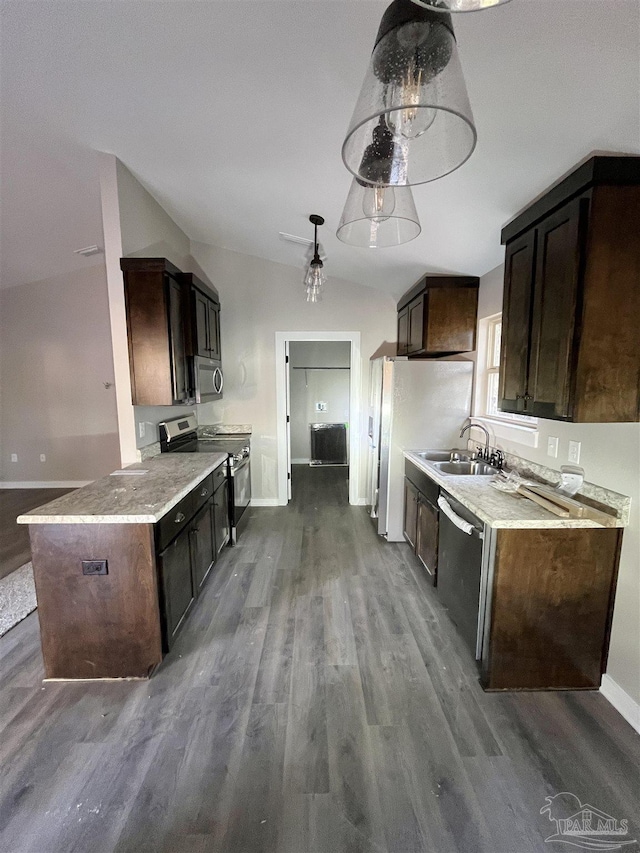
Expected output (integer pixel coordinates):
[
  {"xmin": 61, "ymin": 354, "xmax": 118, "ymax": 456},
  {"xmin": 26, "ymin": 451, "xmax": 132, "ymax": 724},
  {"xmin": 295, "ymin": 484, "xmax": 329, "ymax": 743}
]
[{"xmin": 285, "ymin": 341, "xmax": 292, "ymax": 500}]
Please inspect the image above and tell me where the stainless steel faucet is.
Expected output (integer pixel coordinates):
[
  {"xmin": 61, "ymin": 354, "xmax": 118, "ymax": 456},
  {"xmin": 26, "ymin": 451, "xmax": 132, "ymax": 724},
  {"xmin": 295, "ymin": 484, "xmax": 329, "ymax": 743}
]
[{"xmin": 460, "ymin": 421, "xmax": 491, "ymax": 459}]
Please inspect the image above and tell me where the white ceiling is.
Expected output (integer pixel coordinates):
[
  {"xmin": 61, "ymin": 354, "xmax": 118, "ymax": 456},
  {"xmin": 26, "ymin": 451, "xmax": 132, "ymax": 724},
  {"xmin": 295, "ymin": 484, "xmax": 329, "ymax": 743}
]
[{"xmin": 1, "ymin": 0, "xmax": 639, "ymax": 296}]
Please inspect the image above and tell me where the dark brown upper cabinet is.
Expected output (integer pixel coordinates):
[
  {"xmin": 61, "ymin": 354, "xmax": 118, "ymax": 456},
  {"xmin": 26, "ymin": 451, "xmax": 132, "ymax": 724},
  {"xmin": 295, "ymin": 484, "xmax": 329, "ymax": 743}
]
[
  {"xmin": 397, "ymin": 275, "xmax": 479, "ymax": 357},
  {"xmin": 181, "ymin": 273, "xmax": 221, "ymax": 361},
  {"xmin": 499, "ymin": 155, "xmax": 640, "ymax": 423},
  {"xmin": 121, "ymin": 258, "xmax": 191, "ymax": 406}
]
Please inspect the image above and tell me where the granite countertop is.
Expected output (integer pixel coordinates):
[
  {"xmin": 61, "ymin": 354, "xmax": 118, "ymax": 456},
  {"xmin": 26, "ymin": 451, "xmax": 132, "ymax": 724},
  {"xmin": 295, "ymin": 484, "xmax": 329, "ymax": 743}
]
[
  {"xmin": 17, "ymin": 454, "xmax": 228, "ymax": 525},
  {"xmin": 198, "ymin": 423, "xmax": 252, "ymax": 437},
  {"xmin": 403, "ymin": 451, "xmax": 628, "ymax": 530}
]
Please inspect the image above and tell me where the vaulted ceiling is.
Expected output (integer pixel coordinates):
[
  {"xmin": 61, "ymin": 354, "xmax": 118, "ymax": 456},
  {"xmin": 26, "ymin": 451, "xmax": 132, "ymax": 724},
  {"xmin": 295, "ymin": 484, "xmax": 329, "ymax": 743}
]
[{"xmin": 1, "ymin": 0, "xmax": 639, "ymax": 296}]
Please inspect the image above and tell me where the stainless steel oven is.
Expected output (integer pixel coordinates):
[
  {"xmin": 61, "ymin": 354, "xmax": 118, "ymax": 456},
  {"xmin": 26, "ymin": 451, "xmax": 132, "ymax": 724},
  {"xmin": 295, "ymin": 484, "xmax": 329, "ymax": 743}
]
[{"xmin": 193, "ymin": 356, "xmax": 223, "ymax": 403}]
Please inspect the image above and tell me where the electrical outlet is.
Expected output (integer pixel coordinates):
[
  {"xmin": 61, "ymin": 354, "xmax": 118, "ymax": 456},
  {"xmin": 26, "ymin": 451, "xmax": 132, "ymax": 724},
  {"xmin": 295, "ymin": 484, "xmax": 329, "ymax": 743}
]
[
  {"xmin": 138, "ymin": 422, "xmax": 146, "ymax": 439},
  {"xmin": 82, "ymin": 560, "xmax": 108, "ymax": 576},
  {"xmin": 10, "ymin": 453, "xmax": 18, "ymax": 462},
  {"xmin": 568, "ymin": 440, "xmax": 581, "ymax": 464},
  {"xmin": 547, "ymin": 436, "xmax": 559, "ymax": 458},
  {"xmin": 40, "ymin": 454, "xmax": 46, "ymax": 462},
  {"xmin": 315, "ymin": 402, "xmax": 327, "ymax": 413}
]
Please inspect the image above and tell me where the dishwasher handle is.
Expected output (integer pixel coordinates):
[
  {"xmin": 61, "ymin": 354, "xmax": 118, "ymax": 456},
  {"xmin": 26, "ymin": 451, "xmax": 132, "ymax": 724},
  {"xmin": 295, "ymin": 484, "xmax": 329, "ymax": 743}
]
[{"xmin": 437, "ymin": 495, "xmax": 483, "ymax": 539}]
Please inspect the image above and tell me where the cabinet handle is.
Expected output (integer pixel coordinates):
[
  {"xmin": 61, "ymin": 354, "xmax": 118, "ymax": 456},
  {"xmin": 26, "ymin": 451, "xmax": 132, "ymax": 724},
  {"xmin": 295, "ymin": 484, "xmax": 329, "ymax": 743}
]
[
  {"xmin": 200, "ymin": 488, "xmax": 209, "ymax": 497},
  {"xmin": 174, "ymin": 512, "xmax": 185, "ymax": 523}
]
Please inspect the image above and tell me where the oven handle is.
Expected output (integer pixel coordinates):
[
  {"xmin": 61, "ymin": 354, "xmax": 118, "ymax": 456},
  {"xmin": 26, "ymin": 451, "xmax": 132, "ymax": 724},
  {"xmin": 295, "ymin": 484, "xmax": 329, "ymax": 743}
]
[
  {"xmin": 230, "ymin": 457, "xmax": 250, "ymax": 476},
  {"xmin": 437, "ymin": 495, "xmax": 483, "ymax": 539}
]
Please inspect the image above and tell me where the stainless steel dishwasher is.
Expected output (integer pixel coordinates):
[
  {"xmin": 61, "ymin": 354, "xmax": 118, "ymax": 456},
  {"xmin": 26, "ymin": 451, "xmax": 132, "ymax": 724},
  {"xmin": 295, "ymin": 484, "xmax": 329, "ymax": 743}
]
[{"xmin": 436, "ymin": 492, "xmax": 487, "ymax": 660}]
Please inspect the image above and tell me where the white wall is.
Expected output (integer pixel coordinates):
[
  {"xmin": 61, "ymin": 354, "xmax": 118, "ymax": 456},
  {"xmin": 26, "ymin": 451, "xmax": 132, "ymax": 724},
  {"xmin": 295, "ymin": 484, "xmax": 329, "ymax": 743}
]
[
  {"xmin": 101, "ymin": 156, "xmax": 216, "ymax": 458},
  {"xmin": 0, "ymin": 264, "xmax": 120, "ymax": 483},
  {"xmin": 191, "ymin": 241, "xmax": 396, "ymax": 502},
  {"xmin": 476, "ymin": 264, "xmax": 640, "ymax": 707}
]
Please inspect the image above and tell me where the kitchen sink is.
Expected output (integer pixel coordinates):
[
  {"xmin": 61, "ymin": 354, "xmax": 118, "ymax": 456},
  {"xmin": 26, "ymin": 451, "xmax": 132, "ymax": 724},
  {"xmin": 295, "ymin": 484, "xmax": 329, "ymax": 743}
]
[
  {"xmin": 433, "ymin": 460, "xmax": 498, "ymax": 476},
  {"xmin": 415, "ymin": 449, "xmax": 470, "ymax": 462}
]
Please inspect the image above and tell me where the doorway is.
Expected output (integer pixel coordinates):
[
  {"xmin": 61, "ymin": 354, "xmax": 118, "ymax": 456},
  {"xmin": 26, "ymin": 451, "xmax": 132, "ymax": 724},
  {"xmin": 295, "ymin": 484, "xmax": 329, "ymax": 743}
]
[{"xmin": 275, "ymin": 332, "xmax": 361, "ymax": 506}]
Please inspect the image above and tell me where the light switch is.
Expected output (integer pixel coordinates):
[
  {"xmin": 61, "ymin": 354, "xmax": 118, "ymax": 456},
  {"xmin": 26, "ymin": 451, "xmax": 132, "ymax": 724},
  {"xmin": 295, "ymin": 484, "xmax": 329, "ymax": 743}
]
[
  {"xmin": 547, "ymin": 436, "xmax": 559, "ymax": 458},
  {"xmin": 568, "ymin": 440, "xmax": 581, "ymax": 464}
]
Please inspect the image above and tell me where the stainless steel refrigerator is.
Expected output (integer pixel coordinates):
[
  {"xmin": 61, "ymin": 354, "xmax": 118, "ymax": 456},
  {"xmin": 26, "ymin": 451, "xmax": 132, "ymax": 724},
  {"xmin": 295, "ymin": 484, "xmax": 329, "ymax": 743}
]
[{"xmin": 367, "ymin": 356, "xmax": 474, "ymax": 541}]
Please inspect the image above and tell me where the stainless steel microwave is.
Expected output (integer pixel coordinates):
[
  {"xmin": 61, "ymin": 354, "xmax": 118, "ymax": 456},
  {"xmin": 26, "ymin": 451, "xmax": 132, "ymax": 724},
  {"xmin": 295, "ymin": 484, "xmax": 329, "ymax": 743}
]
[{"xmin": 193, "ymin": 356, "xmax": 223, "ymax": 403}]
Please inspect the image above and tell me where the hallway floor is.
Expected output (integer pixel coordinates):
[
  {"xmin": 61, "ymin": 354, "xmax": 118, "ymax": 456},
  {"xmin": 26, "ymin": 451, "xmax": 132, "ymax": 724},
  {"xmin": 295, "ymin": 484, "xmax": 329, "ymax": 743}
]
[{"xmin": 1, "ymin": 467, "xmax": 638, "ymax": 852}]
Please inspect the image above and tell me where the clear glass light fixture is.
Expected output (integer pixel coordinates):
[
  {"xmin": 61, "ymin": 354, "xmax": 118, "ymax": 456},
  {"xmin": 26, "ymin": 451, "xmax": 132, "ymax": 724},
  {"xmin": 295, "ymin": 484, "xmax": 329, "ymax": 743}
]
[
  {"xmin": 337, "ymin": 178, "xmax": 421, "ymax": 248},
  {"xmin": 409, "ymin": 0, "xmax": 513, "ymax": 12},
  {"xmin": 305, "ymin": 214, "xmax": 326, "ymax": 302},
  {"xmin": 342, "ymin": 0, "xmax": 476, "ymax": 187}
]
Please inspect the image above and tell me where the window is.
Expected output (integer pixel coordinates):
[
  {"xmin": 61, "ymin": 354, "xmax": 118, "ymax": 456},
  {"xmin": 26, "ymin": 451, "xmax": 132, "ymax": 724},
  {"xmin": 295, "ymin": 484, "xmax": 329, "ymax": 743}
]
[{"xmin": 480, "ymin": 315, "xmax": 537, "ymax": 427}]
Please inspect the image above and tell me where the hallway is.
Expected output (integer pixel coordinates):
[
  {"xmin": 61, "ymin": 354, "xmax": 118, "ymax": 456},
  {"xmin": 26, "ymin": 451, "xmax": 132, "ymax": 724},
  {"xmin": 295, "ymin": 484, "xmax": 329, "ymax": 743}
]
[{"xmin": 1, "ymin": 467, "xmax": 638, "ymax": 852}]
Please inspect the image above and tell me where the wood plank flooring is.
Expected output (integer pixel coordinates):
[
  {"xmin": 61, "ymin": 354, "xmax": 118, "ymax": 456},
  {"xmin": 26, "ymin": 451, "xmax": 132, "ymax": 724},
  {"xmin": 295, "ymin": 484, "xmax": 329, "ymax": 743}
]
[
  {"xmin": 0, "ymin": 489, "xmax": 71, "ymax": 580},
  {"xmin": 1, "ymin": 466, "xmax": 638, "ymax": 852}
]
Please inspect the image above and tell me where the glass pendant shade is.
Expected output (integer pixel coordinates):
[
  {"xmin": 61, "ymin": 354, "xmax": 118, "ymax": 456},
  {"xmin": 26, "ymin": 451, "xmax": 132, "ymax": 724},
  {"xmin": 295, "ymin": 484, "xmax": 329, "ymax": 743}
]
[
  {"xmin": 305, "ymin": 258, "xmax": 325, "ymax": 302},
  {"xmin": 342, "ymin": 0, "xmax": 476, "ymax": 187},
  {"xmin": 409, "ymin": 0, "xmax": 513, "ymax": 12},
  {"xmin": 304, "ymin": 214, "xmax": 326, "ymax": 302},
  {"xmin": 337, "ymin": 179, "xmax": 421, "ymax": 247}
]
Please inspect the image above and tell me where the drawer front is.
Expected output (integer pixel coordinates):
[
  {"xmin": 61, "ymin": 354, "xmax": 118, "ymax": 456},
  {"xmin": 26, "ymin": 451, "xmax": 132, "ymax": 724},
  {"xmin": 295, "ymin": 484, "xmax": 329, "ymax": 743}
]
[
  {"xmin": 404, "ymin": 459, "xmax": 439, "ymax": 506},
  {"xmin": 213, "ymin": 462, "xmax": 228, "ymax": 492},
  {"xmin": 193, "ymin": 473, "xmax": 214, "ymax": 513},
  {"xmin": 157, "ymin": 490, "xmax": 195, "ymax": 551}
]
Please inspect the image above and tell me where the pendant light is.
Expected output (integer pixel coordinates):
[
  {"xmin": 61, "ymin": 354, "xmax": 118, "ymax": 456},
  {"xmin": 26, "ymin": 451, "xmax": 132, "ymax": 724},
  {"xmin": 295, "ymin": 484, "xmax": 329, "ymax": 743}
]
[
  {"xmin": 305, "ymin": 214, "xmax": 325, "ymax": 303},
  {"xmin": 342, "ymin": 0, "xmax": 476, "ymax": 187},
  {"xmin": 409, "ymin": 0, "xmax": 513, "ymax": 12},
  {"xmin": 337, "ymin": 178, "xmax": 420, "ymax": 247}
]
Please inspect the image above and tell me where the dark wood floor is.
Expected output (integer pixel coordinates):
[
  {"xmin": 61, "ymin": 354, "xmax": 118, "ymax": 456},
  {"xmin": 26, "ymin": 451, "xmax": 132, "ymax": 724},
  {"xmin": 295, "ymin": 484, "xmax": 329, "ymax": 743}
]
[
  {"xmin": 0, "ymin": 488, "xmax": 71, "ymax": 580},
  {"xmin": 1, "ymin": 467, "xmax": 638, "ymax": 853}
]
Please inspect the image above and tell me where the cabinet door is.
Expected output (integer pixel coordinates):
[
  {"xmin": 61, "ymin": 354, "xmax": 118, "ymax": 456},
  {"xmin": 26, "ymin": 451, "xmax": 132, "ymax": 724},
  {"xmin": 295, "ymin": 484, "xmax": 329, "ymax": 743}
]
[
  {"xmin": 190, "ymin": 500, "xmax": 216, "ymax": 591},
  {"xmin": 424, "ymin": 286, "xmax": 478, "ymax": 354},
  {"xmin": 528, "ymin": 197, "xmax": 585, "ymax": 420},
  {"xmin": 214, "ymin": 479, "xmax": 230, "ymax": 554},
  {"xmin": 167, "ymin": 277, "xmax": 189, "ymax": 403},
  {"xmin": 208, "ymin": 301, "xmax": 221, "ymax": 360},
  {"xmin": 158, "ymin": 529, "xmax": 194, "ymax": 648},
  {"xmin": 407, "ymin": 295, "xmax": 425, "ymax": 354},
  {"xmin": 193, "ymin": 289, "xmax": 210, "ymax": 358},
  {"xmin": 499, "ymin": 230, "xmax": 536, "ymax": 414},
  {"xmin": 416, "ymin": 498, "xmax": 438, "ymax": 583},
  {"xmin": 403, "ymin": 479, "xmax": 419, "ymax": 549},
  {"xmin": 397, "ymin": 307, "xmax": 409, "ymax": 356}
]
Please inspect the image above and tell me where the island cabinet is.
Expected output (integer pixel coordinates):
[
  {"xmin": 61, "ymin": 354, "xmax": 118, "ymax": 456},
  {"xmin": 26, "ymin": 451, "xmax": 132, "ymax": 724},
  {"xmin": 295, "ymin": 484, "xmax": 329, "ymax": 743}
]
[
  {"xmin": 499, "ymin": 155, "xmax": 640, "ymax": 422},
  {"xmin": 397, "ymin": 275, "xmax": 479, "ymax": 357},
  {"xmin": 27, "ymin": 462, "xmax": 229, "ymax": 680}
]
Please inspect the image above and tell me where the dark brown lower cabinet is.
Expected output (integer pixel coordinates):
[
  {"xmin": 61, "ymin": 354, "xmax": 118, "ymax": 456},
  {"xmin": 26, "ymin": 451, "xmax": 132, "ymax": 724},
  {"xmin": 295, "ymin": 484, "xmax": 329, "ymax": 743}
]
[
  {"xmin": 481, "ymin": 526, "xmax": 623, "ymax": 691},
  {"xmin": 416, "ymin": 498, "xmax": 438, "ymax": 582},
  {"xmin": 190, "ymin": 500, "xmax": 216, "ymax": 592},
  {"xmin": 403, "ymin": 480, "xmax": 419, "ymax": 549},
  {"xmin": 158, "ymin": 526, "xmax": 195, "ymax": 646},
  {"xmin": 404, "ymin": 460, "xmax": 439, "ymax": 585}
]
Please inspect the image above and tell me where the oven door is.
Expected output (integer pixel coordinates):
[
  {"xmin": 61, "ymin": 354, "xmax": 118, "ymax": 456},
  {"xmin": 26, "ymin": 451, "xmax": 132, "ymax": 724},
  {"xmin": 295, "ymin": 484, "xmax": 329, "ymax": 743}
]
[
  {"xmin": 194, "ymin": 356, "xmax": 223, "ymax": 403},
  {"xmin": 230, "ymin": 456, "xmax": 251, "ymax": 533}
]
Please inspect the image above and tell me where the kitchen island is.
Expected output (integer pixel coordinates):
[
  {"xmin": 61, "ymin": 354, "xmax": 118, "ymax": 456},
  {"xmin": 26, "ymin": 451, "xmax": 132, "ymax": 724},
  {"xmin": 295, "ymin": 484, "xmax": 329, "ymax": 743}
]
[{"xmin": 18, "ymin": 454, "xmax": 228, "ymax": 681}]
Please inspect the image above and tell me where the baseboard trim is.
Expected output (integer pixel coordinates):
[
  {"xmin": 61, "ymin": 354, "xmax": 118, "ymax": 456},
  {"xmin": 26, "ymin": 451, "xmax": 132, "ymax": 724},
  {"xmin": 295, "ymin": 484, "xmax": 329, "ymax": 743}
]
[
  {"xmin": 0, "ymin": 481, "xmax": 91, "ymax": 489},
  {"xmin": 600, "ymin": 674, "xmax": 640, "ymax": 734},
  {"xmin": 250, "ymin": 498, "xmax": 281, "ymax": 507}
]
